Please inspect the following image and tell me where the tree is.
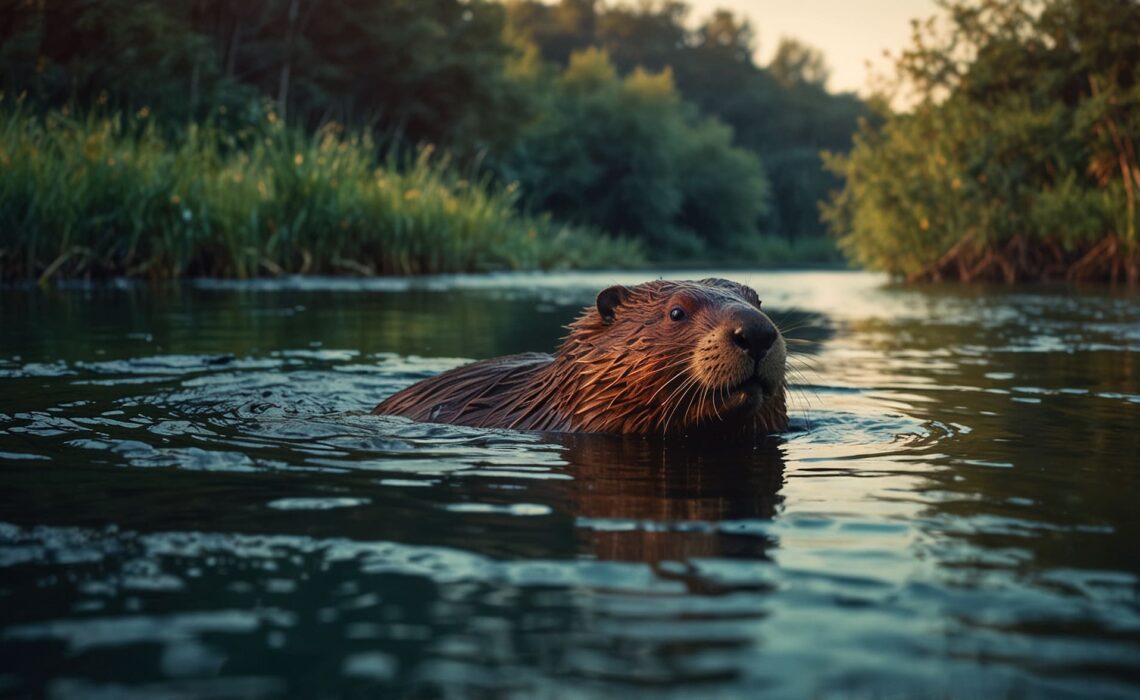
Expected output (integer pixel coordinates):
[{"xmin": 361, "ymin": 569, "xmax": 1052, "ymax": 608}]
[
  {"xmin": 694, "ymin": 9, "xmax": 755, "ymax": 64},
  {"xmin": 194, "ymin": 0, "xmax": 533, "ymax": 153},
  {"xmin": 503, "ymin": 49, "xmax": 769, "ymax": 257},
  {"xmin": 823, "ymin": 0, "xmax": 1140, "ymax": 284},
  {"xmin": 1, "ymin": 0, "xmax": 535, "ymax": 154},
  {"xmin": 768, "ymin": 37, "xmax": 831, "ymax": 88},
  {"xmin": 0, "ymin": 0, "xmax": 236, "ymax": 119},
  {"xmin": 506, "ymin": 0, "xmax": 870, "ymax": 240}
]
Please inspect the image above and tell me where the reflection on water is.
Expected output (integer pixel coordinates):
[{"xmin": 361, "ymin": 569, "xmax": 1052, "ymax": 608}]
[{"xmin": 1, "ymin": 271, "xmax": 1139, "ymax": 698}]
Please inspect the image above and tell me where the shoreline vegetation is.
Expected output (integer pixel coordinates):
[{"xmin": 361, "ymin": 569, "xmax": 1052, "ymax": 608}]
[
  {"xmin": 1, "ymin": 0, "xmax": 1137, "ymax": 284},
  {"xmin": 0, "ymin": 105, "xmax": 850, "ymax": 282},
  {"xmin": 0, "ymin": 0, "xmax": 860, "ymax": 283},
  {"xmin": 823, "ymin": 0, "xmax": 1140, "ymax": 286},
  {"xmin": 0, "ymin": 107, "xmax": 644, "ymax": 281}
]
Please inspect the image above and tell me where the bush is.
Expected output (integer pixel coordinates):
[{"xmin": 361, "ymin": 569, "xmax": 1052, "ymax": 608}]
[
  {"xmin": 822, "ymin": 0, "xmax": 1140, "ymax": 284},
  {"xmin": 502, "ymin": 49, "xmax": 770, "ymax": 259}
]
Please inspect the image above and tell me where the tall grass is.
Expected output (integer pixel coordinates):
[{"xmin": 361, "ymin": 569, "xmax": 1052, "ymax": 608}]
[{"xmin": 0, "ymin": 108, "xmax": 641, "ymax": 280}]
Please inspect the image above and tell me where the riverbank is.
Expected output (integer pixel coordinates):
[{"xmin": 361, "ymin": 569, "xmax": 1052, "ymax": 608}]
[
  {"xmin": 0, "ymin": 109, "xmax": 853, "ymax": 282},
  {"xmin": 821, "ymin": 0, "xmax": 1140, "ymax": 287},
  {"xmin": 0, "ymin": 109, "xmax": 644, "ymax": 282}
]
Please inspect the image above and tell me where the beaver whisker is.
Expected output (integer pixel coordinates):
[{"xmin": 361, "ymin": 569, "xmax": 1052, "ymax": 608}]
[
  {"xmin": 787, "ymin": 355, "xmax": 823, "ymax": 376},
  {"xmin": 649, "ymin": 355, "xmax": 701, "ymax": 378},
  {"xmin": 708, "ymin": 385, "xmax": 726, "ymax": 426},
  {"xmin": 698, "ymin": 382, "xmax": 715, "ymax": 426},
  {"xmin": 690, "ymin": 377, "xmax": 707, "ymax": 427},
  {"xmin": 639, "ymin": 360, "xmax": 698, "ymax": 408},
  {"xmin": 665, "ymin": 346, "xmax": 756, "ymax": 424},
  {"xmin": 688, "ymin": 383, "xmax": 715, "ymax": 428},
  {"xmin": 661, "ymin": 371, "xmax": 704, "ymax": 432},
  {"xmin": 784, "ymin": 360, "xmax": 820, "ymax": 429},
  {"xmin": 647, "ymin": 355, "xmax": 697, "ymax": 378},
  {"xmin": 658, "ymin": 373, "xmax": 696, "ymax": 433},
  {"xmin": 774, "ymin": 319, "xmax": 815, "ymax": 335}
]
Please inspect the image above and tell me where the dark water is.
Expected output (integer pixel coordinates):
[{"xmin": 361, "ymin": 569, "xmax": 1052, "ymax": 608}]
[{"xmin": 1, "ymin": 271, "xmax": 1139, "ymax": 699}]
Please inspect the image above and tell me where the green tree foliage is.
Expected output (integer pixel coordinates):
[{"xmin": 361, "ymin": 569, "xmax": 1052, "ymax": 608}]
[
  {"xmin": 506, "ymin": 0, "xmax": 870, "ymax": 240},
  {"xmin": 769, "ymin": 37, "xmax": 831, "ymax": 89},
  {"xmin": 205, "ymin": 0, "xmax": 531, "ymax": 152},
  {"xmin": 502, "ymin": 49, "xmax": 768, "ymax": 257},
  {"xmin": 0, "ymin": 0, "xmax": 867, "ymax": 275},
  {"xmin": 2, "ymin": 0, "xmax": 531, "ymax": 153},
  {"xmin": 0, "ymin": 0, "xmax": 240, "ymax": 119},
  {"xmin": 823, "ymin": 0, "xmax": 1140, "ymax": 284}
]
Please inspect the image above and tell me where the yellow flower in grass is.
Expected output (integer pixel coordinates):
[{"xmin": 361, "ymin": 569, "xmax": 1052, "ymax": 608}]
[
  {"xmin": 294, "ymin": 153, "xmax": 304, "ymax": 166},
  {"xmin": 404, "ymin": 189, "xmax": 420, "ymax": 202}
]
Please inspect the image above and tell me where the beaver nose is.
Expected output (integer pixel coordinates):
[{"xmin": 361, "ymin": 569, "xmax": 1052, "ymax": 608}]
[{"xmin": 730, "ymin": 317, "xmax": 778, "ymax": 360}]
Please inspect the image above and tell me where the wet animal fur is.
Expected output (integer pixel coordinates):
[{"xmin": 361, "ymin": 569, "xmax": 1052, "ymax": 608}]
[{"xmin": 372, "ymin": 278, "xmax": 788, "ymax": 435}]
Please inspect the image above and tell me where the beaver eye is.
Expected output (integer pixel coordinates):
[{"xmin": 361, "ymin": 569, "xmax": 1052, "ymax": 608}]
[{"xmin": 669, "ymin": 307, "xmax": 686, "ymax": 321}]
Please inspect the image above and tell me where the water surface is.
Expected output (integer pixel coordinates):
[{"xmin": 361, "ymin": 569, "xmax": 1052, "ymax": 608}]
[{"xmin": 1, "ymin": 271, "xmax": 1138, "ymax": 698}]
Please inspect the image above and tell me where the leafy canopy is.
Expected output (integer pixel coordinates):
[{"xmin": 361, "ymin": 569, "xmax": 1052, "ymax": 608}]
[{"xmin": 823, "ymin": 0, "xmax": 1140, "ymax": 283}]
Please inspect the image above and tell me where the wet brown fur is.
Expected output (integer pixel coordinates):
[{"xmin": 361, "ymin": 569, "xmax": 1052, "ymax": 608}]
[{"xmin": 372, "ymin": 278, "xmax": 788, "ymax": 435}]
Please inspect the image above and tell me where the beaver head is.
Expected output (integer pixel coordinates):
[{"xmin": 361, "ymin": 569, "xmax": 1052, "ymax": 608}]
[{"xmin": 554, "ymin": 278, "xmax": 787, "ymax": 434}]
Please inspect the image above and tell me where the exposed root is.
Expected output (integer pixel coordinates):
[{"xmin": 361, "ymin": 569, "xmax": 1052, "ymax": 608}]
[
  {"xmin": 915, "ymin": 235, "xmax": 1138, "ymax": 285},
  {"xmin": 37, "ymin": 246, "xmax": 86, "ymax": 286},
  {"xmin": 331, "ymin": 256, "xmax": 376, "ymax": 276}
]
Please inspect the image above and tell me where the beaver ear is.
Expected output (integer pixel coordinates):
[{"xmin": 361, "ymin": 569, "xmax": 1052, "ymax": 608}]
[{"xmin": 596, "ymin": 285, "xmax": 631, "ymax": 324}]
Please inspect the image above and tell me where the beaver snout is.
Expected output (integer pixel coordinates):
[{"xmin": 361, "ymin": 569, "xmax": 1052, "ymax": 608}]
[{"xmin": 727, "ymin": 311, "xmax": 779, "ymax": 361}]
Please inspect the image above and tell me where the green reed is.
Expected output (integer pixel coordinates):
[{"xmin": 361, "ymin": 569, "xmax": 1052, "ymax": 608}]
[{"xmin": 0, "ymin": 108, "xmax": 641, "ymax": 281}]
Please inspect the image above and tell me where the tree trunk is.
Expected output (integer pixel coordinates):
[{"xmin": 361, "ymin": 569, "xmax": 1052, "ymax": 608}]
[{"xmin": 277, "ymin": 0, "xmax": 300, "ymax": 120}]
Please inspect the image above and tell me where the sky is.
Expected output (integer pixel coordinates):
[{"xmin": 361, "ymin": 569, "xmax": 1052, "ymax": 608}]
[{"xmin": 684, "ymin": 0, "xmax": 942, "ymax": 95}]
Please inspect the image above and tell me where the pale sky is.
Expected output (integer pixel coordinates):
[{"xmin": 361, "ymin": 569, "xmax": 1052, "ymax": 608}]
[{"xmin": 684, "ymin": 0, "xmax": 942, "ymax": 95}]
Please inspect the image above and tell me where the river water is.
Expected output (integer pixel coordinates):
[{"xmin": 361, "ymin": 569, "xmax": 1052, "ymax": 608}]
[{"xmin": 1, "ymin": 270, "xmax": 1138, "ymax": 698}]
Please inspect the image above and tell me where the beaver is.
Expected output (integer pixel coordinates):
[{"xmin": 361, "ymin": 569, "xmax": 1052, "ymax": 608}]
[{"xmin": 372, "ymin": 278, "xmax": 787, "ymax": 435}]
